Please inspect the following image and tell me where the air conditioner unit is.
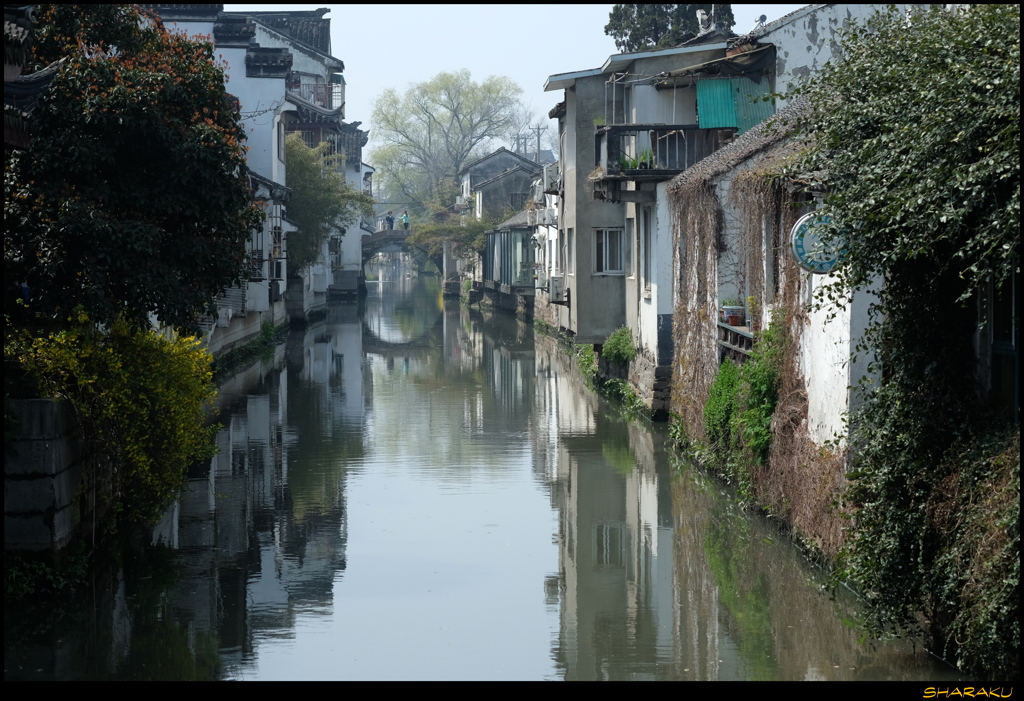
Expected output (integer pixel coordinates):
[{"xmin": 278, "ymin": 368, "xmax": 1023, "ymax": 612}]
[{"xmin": 548, "ymin": 274, "xmax": 566, "ymax": 303}]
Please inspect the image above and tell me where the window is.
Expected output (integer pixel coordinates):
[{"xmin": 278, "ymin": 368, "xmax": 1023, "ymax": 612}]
[
  {"xmin": 595, "ymin": 228, "xmax": 624, "ymax": 274},
  {"xmin": 557, "ymin": 229, "xmax": 565, "ymax": 273},
  {"xmin": 567, "ymin": 228, "xmax": 575, "ymax": 274},
  {"xmin": 625, "ymin": 217, "xmax": 635, "ymax": 277},
  {"xmin": 641, "ymin": 207, "xmax": 652, "ymax": 290},
  {"xmin": 510, "ymin": 192, "xmax": 528, "ymax": 211}
]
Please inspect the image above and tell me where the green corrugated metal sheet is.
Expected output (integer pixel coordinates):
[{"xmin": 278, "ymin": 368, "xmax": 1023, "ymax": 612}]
[
  {"xmin": 696, "ymin": 79, "xmax": 736, "ymax": 129},
  {"xmin": 696, "ymin": 77, "xmax": 775, "ymax": 133},
  {"xmin": 732, "ymin": 76, "xmax": 774, "ymax": 134}
]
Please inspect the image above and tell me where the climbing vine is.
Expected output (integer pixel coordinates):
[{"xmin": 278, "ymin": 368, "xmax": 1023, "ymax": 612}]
[{"xmin": 788, "ymin": 5, "xmax": 1020, "ymax": 677}]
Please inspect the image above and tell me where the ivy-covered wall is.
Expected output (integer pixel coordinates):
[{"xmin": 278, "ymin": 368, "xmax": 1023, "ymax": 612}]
[{"xmin": 668, "ymin": 5, "xmax": 1019, "ymax": 678}]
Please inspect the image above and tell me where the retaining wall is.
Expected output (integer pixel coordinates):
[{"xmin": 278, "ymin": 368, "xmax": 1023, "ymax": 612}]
[{"xmin": 5, "ymin": 399, "xmax": 86, "ymax": 550}]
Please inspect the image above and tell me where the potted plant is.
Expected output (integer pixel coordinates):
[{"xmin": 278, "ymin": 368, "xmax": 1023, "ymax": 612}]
[
  {"xmin": 638, "ymin": 148, "xmax": 654, "ymax": 169},
  {"xmin": 721, "ymin": 297, "xmax": 744, "ymax": 326}
]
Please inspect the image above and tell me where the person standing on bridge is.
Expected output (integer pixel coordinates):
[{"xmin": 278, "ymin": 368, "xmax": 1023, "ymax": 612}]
[
  {"xmin": 385, "ymin": 211, "xmax": 395, "ymax": 230},
  {"xmin": 401, "ymin": 210, "xmax": 409, "ymax": 230}
]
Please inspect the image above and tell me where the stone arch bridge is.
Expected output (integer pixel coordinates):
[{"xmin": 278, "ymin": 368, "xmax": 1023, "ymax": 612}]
[{"xmin": 362, "ymin": 228, "xmax": 443, "ymax": 275}]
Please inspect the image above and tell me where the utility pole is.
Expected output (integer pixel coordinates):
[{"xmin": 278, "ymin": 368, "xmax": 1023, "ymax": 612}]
[{"xmin": 532, "ymin": 123, "xmax": 547, "ymax": 163}]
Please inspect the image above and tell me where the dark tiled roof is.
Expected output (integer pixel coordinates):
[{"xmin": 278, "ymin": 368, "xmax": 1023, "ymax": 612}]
[
  {"xmin": 496, "ymin": 209, "xmax": 531, "ymax": 229},
  {"xmin": 241, "ymin": 9, "xmax": 332, "ymax": 55},
  {"xmin": 5, "ymin": 4, "xmax": 36, "ymax": 74},
  {"xmin": 459, "ymin": 146, "xmax": 544, "ymax": 176},
  {"xmin": 474, "ymin": 165, "xmax": 533, "ymax": 190},
  {"xmin": 4, "ymin": 57, "xmax": 66, "ymax": 148}
]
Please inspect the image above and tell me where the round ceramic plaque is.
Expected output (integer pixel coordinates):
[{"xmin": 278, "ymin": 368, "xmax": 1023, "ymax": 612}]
[{"xmin": 790, "ymin": 212, "xmax": 846, "ymax": 274}]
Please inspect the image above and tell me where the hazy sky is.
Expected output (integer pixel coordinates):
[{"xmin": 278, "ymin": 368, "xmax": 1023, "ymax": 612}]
[{"xmin": 225, "ymin": 4, "xmax": 805, "ymax": 145}]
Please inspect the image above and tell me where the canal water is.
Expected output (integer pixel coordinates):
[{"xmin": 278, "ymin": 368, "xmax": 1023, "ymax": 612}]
[{"xmin": 5, "ymin": 273, "xmax": 960, "ymax": 681}]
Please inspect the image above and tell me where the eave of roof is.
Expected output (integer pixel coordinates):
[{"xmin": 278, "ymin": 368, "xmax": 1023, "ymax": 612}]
[
  {"xmin": 662, "ymin": 43, "xmax": 773, "ymax": 79},
  {"xmin": 545, "ymin": 40, "xmax": 729, "ymax": 92},
  {"xmin": 600, "ymin": 42, "xmax": 728, "ymax": 74},
  {"xmin": 544, "ymin": 67, "xmax": 601, "ymax": 91},
  {"xmin": 474, "ymin": 165, "xmax": 532, "ymax": 190},
  {"xmin": 734, "ymin": 4, "xmax": 823, "ymax": 42},
  {"xmin": 496, "ymin": 208, "xmax": 531, "ymax": 230},
  {"xmin": 459, "ymin": 147, "xmax": 543, "ymax": 176},
  {"xmin": 223, "ymin": 10, "xmax": 344, "ymax": 71}
]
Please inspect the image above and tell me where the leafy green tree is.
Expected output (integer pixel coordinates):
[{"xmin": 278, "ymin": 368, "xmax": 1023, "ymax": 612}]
[
  {"xmin": 370, "ymin": 70, "xmax": 527, "ymax": 214},
  {"xmin": 4, "ymin": 4, "xmax": 263, "ymax": 334},
  {"xmin": 284, "ymin": 133, "xmax": 375, "ymax": 274},
  {"xmin": 604, "ymin": 4, "xmax": 734, "ymax": 53},
  {"xmin": 798, "ymin": 5, "xmax": 1018, "ymax": 308},
  {"xmin": 791, "ymin": 5, "xmax": 1019, "ymax": 677},
  {"xmin": 406, "ymin": 215, "xmax": 494, "ymax": 260},
  {"xmin": 9, "ymin": 312, "xmax": 219, "ymax": 527}
]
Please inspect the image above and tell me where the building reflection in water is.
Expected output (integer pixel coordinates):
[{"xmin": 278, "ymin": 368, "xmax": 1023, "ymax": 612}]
[
  {"xmin": 5, "ymin": 273, "xmax": 962, "ymax": 680},
  {"xmin": 532, "ymin": 330, "xmax": 958, "ymax": 681},
  {"xmin": 151, "ymin": 301, "xmax": 364, "ymax": 675}
]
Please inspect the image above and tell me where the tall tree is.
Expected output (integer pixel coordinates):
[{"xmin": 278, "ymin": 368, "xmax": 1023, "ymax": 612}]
[
  {"xmin": 284, "ymin": 133, "xmax": 374, "ymax": 274},
  {"xmin": 4, "ymin": 4, "xmax": 262, "ymax": 334},
  {"xmin": 370, "ymin": 70, "xmax": 526, "ymax": 214},
  {"xmin": 604, "ymin": 4, "xmax": 735, "ymax": 53}
]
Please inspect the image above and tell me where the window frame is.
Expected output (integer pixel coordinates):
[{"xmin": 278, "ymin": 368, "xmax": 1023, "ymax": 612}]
[
  {"xmin": 567, "ymin": 227, "xmax": 575, "ymax": 276},
  {"xmin": 625, "ymin": 217, "xmax": 635, "ymax": 278},
  {"xmin": 594, "ymin": 227, "xmax": 625, "ymax": 275},
  {"xmin": 640, "ymin": 207, "xmax": 653, "ymax": 292}
]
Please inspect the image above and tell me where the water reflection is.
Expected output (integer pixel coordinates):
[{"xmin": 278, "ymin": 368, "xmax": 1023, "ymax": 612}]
[{"xmin": 4, "ymin": 273, "xmax": 960, "ymax": 681}]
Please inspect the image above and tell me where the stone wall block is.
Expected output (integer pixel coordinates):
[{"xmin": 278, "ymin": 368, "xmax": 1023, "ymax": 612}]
[
  {"xmin": 5, "ymin": 435, "xmax": 81, "ymax": 476},
  {"xmin": 53, "ymin": 463, "xmax": 83, "ymax": 510},
  {"xmin": 52, "ymin": 503, "xmax": 81, "ymax": 550},
  {"xmin": 8, "ymin": 398, "xmax": 76, "ymax": 440},
  {"xmin": 4, "ymin": 514, "xmax": 53, "ymax": 550},
  {"xmin": 4, "ymin": 476, "xmax": 55, "ymax": 513}
]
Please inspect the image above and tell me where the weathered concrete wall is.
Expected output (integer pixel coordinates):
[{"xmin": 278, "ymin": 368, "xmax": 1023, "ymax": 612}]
[
  {"xmin": 595, "ymin": 350, "xmax": 672, "ymax": 420},
  {"xmin": 207, "ymin": 298, "xmax": 288, "ymax": 359},
  {"xmin": 798, "ymin": 275, "xmax": 878, "ymax": 446},
  {"xmin": 628, "ymin": 351, "xmax": 673, "ymax": 419},
  {"xmin": 533, "ymin": 293, "xmax": 561, "ymax": 330},
  {"xmin": 757, "ymin": 4, "xmax": 912, "ymax": 108},
  {"xmin": 549, "ymin": 76, "xmax": 630, "ymax": 343},
  {"xmin": 5, "ymin": 400, "xmax": 84, "ymax": 551},
  {"xmin": 286, "ymin": 268, "xmax": 329, "ymax": 323},
  {"xmin": 481, "ymin": 283, "xmax": 535, "ymax": 319}
]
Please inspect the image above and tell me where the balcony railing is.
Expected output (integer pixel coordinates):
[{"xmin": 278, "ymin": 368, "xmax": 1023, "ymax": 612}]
[
  {"xmin": 287, "ymin": 83, "xmax": 344, "ymax": 112},
  {"xmin": 248, "ymin": 249, "xmax": 265, "ymax": 281},
  {"xmin": 596, "ymin": 124, "xmax": 737, "ymax": 180}
]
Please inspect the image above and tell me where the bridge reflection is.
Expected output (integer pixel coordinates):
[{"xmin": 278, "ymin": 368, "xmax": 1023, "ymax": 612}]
[
  {"xmin": 362, "ymin": 273, "xmax": 444, "ymax": 354},
  {"xmin": 361, "ymin": 228, "xmax": 443, "ymax": 275}
]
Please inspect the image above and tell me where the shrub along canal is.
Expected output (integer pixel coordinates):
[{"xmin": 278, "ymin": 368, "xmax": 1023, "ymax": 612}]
[{"xmin": 4, "ymin": 274, "xmax": 961, "ymax": 680}]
